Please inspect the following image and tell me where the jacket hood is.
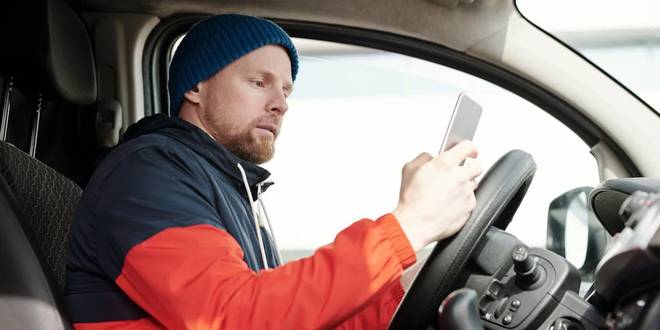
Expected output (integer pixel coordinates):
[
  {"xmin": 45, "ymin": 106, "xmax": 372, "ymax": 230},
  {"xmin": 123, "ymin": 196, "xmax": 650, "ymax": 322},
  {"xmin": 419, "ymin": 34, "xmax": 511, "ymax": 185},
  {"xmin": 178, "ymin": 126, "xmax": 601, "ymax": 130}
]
[{"xmin": 121, "ymin": 114, "xmax": 273, "ymax": 200}]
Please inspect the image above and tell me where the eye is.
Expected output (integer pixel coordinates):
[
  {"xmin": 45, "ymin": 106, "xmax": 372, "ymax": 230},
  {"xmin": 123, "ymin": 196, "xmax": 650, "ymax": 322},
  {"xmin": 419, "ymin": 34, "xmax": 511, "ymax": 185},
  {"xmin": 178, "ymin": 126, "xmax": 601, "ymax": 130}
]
[
  {"xmin": 253, "ymin": 80, "xmax": 265, "ymax": 88},
  {"xmin": 283, "ymin": 87, "xmax": 292, "ymax": 98}
]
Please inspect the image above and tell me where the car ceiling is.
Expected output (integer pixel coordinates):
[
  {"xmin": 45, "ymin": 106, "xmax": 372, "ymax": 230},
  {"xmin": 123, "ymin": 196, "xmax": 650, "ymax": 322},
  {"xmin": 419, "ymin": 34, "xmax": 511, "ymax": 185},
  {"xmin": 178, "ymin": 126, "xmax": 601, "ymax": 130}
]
[{"xmin": 79, "ymin": 0, "xmax": 515, "ymax": 54}]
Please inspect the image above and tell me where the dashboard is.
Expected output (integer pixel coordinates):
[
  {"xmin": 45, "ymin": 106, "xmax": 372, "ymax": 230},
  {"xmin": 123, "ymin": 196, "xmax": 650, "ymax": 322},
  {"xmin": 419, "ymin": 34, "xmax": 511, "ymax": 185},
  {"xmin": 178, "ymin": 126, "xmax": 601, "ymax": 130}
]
[{"xmin": 437, "ymin": 178, "xmax": 660, "ymax": 329}]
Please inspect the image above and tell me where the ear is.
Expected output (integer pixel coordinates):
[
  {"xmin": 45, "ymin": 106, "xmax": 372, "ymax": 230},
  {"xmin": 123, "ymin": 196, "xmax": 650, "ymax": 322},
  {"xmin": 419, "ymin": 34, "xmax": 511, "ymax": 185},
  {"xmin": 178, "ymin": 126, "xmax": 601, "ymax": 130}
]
[{"xmin": 183, "ymin": 84, "xmax": 202, "ymax": 104}]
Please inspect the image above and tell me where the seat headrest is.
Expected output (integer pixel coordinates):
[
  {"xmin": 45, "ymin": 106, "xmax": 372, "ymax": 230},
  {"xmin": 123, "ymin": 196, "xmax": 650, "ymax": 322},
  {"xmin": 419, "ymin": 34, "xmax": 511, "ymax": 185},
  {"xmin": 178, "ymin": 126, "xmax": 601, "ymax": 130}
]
[{"xmin": 0, "ymin": 0, "xmax": 97, "ymax": 106}]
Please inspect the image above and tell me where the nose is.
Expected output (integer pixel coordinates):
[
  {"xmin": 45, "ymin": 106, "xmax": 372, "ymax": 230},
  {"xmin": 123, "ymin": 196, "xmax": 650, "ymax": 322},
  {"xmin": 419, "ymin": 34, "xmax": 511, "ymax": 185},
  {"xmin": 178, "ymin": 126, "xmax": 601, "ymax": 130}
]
[{"xmin": 268, "ymin": 89, "xmax": 288, "ymax": 115}]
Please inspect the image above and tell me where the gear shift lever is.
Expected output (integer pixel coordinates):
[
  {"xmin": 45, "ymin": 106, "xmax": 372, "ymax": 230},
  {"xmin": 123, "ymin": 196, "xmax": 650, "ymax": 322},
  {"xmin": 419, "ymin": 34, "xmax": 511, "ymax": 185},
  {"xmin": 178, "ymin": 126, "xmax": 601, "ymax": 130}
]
[{"xmin": 512, "ymin": 245, "xmax": 544, "ymax": 289}]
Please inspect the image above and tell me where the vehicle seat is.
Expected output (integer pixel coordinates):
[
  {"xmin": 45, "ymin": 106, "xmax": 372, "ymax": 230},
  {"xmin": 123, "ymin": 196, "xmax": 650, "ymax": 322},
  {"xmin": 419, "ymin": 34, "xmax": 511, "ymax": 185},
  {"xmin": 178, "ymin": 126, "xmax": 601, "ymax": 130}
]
[
  {"xmin": 0, "ymin": 0, "xmax": 98, "ymax": 328},
  {"xmin": 0, "ymin": 144, "xmax": 81, "ymax": 330}
]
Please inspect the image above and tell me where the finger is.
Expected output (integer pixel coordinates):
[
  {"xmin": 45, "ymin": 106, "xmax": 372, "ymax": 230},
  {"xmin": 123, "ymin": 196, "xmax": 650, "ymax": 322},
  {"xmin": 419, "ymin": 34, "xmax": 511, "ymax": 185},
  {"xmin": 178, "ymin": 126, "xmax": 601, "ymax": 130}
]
[
  {"xmin": 461, "ymin": 160, "xmax": 482, "ymax": 181},
  {"xmin": 468, "ymin": 179, "xmax": 478, "ymax": 191},
  {"xmin": 440, "ymin": 140, "xmax": 478, "ymax": 166}
]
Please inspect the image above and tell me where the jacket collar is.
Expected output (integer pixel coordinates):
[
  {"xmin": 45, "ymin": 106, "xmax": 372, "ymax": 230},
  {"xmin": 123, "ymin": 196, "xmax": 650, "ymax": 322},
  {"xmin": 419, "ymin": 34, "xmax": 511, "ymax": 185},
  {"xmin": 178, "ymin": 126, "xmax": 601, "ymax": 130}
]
[{"xmin": 121, "ymin": 114, "xmax": 272, "ymax": 200}]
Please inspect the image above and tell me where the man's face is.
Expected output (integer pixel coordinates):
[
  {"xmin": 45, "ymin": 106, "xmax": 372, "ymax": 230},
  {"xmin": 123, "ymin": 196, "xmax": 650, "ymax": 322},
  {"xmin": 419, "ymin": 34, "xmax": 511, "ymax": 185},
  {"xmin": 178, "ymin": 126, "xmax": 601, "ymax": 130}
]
[{"xmin": 193, "ymin": 45, "xmax": 293, "ymax": 164}]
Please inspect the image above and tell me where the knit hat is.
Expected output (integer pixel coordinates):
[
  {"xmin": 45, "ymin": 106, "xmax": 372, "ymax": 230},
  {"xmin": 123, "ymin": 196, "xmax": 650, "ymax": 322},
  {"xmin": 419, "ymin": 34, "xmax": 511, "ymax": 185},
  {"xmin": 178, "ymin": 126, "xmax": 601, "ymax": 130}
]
[{"xmin": 168, "ymin": 14, "xmax": 299, "ymax": 117}]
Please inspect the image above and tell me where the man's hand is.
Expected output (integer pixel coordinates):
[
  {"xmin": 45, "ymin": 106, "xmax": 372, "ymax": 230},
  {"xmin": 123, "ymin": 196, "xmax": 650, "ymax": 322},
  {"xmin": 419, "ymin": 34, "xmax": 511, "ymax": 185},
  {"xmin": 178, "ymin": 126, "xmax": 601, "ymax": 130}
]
[{"xmin": 392, "ymin": 141, "xmax": 482, "ymax": 252}]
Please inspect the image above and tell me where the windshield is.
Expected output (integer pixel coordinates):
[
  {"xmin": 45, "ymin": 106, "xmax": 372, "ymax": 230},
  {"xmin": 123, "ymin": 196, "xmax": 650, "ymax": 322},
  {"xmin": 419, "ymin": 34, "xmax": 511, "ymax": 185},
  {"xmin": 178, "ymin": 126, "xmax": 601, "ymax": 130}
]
[{"xmin": 517, "ymin": 0, "xmax": 660, "ymax": 113}]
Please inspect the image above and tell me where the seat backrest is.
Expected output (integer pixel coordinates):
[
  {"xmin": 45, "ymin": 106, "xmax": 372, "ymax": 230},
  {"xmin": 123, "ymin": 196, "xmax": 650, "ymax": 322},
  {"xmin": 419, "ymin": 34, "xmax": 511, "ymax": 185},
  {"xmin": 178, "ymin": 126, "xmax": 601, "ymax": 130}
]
[
  {"xmin": 0, "ymin": 141, "xmax": 79, "ymax": 330},
  {"xmin": 0, "ymin": 141, "xmax": 82, "ymax": 290}
]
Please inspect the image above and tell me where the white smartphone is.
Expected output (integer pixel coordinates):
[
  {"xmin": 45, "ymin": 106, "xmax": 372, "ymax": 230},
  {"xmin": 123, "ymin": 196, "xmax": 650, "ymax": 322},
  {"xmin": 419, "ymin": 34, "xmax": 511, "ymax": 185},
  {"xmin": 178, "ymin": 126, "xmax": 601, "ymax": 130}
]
[{"xmin": 439, "ymin": 93, "xmax": 482, "ymax": 153}]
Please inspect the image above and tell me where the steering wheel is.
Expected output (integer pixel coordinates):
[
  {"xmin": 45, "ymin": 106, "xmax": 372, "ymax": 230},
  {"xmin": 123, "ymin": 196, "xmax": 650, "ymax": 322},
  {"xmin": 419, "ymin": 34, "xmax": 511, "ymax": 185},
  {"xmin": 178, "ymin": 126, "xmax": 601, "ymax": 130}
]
[{"xmin": 388, "ymin": 150, "xmax": 537, "ymax": 329}]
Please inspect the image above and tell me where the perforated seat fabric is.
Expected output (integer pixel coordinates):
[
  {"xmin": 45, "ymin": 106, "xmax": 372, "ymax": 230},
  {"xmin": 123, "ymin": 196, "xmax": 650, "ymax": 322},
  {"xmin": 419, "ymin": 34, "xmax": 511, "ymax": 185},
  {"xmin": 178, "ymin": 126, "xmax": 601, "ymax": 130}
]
[{"xmin": 0, "ymin": 141, "xmax": 82, "ymax": 290}]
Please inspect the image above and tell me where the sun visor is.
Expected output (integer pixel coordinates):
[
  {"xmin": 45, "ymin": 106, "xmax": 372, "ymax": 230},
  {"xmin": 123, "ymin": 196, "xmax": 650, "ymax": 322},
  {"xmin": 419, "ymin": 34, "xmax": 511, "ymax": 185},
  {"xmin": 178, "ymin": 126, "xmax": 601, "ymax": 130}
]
[{"xmin": 0, "ymin": 0, "xmax": 97, "ymax": 106}]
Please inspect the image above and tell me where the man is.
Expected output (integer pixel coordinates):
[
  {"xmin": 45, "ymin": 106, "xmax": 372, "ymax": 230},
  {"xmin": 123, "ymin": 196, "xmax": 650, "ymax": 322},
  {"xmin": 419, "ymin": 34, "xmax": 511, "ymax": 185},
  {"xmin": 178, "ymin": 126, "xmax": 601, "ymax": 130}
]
[{"xmin": 65, "ymin": 14, "xmax": 481, "ymax": 329}]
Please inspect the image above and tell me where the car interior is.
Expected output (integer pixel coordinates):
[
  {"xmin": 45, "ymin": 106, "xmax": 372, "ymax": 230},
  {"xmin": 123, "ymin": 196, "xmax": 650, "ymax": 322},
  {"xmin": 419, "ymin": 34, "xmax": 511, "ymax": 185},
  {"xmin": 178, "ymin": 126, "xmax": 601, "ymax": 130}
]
[{"xmin": 1, "ymin": 0, "xmax": 659, "ymax": 329}]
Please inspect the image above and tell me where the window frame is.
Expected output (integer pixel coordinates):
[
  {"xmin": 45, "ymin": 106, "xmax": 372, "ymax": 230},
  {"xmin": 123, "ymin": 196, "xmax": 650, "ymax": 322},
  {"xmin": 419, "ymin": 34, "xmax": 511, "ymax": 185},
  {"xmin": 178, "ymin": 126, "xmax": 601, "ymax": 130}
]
[
  {"xmin": 514, "ymin": 0, "xmax": 659, "ymax": 115},
  {"xmin": 141, "ymin": 15, "xmax": 641, "ymax": 177}
]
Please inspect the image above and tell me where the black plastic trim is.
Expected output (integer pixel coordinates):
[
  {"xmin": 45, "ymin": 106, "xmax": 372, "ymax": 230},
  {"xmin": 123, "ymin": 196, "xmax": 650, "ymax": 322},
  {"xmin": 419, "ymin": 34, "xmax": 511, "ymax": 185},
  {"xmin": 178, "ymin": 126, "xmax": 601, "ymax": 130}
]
[{"xmin": 142, "ymin": 15, "xmax": 641, "ymax": 176}]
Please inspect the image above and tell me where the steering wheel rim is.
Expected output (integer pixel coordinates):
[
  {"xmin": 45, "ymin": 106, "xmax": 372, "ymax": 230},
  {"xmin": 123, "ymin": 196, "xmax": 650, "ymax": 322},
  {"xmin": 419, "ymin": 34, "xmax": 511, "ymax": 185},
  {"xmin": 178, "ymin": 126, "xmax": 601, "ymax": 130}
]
[{"xmin": 388, "ymin": 149, "xmax": 537, "ymax": 329}]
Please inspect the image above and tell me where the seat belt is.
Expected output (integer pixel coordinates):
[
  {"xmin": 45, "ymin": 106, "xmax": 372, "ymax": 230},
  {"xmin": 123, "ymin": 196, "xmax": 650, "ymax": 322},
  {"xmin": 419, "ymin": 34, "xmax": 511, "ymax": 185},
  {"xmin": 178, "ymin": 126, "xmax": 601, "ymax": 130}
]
[
  {"xmin": 0, "ymin": 76, "xmax": 13, "ymax": 142},
  {"xmin": 28, "ymin": 93, "xmax": 42, "ymax": 157}
]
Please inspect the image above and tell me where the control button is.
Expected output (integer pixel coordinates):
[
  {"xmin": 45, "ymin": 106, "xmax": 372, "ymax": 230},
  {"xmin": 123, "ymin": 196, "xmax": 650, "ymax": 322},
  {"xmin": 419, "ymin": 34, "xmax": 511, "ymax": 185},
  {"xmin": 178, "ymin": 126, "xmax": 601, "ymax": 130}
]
[
  {"xmin": 494, "ymin": 297, "xmax": 509, "ymax": 319},
  {"xmin": 487, "ymin": 281, "xmax": 503, "ymax": 297},
  {"xmin": 510, "ymin": 298, "xmax": 521, "ymax": 311},
  {"xmin": 503, "ymin": 314, "xmax": 513, "ymax": 325},
  {"xmin": 478, "ymin": 295, "xmax": 495, "ymax": 316}
]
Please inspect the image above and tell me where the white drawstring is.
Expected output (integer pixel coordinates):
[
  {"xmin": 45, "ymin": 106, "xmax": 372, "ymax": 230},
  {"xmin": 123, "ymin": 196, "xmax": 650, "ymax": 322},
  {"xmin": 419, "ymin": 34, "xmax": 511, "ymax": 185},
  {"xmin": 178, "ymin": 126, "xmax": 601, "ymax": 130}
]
[
  {"xmin": 256, "ymin": 183, "xmax": 283, "ymax": 263},
  {"xmin": 237, "ymin": 163, "xmax": 270, "ymax": 270}
]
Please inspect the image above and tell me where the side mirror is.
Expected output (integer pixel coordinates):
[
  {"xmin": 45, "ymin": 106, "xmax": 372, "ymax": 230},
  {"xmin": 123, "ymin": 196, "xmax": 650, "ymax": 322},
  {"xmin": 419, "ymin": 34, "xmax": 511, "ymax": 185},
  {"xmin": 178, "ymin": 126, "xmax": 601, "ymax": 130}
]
[{"xmin": 546, "ymin": 186, "xmax": 609, "ymax": 281}]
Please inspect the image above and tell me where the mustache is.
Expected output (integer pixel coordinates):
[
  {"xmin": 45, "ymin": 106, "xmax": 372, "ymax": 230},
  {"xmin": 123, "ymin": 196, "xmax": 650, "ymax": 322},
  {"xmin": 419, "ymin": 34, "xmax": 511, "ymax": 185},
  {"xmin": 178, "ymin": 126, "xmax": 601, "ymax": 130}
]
[
  {"xmin": 253, "ymin": 115, "xmax": 282, "ymax": 136},
  {"xmin": 255, "ymin": 115, "xmax": 281, "ymax": 125}
]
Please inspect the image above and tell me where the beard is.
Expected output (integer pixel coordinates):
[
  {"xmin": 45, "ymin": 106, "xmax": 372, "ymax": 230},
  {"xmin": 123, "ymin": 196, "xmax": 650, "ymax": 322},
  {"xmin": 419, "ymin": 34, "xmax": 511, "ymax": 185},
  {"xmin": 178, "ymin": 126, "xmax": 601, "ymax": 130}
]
[
  {"xmin": 202, "ymin": 110, "xmax": 277, "ymax": 165},
  {"xmin": 224, "ymin": 128, "xmax": 275, "ymax": 165}
]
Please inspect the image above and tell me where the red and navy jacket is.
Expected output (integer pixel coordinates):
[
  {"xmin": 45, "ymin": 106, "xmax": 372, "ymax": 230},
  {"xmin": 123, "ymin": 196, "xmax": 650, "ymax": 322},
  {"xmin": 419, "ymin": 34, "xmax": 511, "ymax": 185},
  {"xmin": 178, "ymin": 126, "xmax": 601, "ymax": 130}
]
[{"xmin": 65, "ymin": 114, "xmax": 417, "ymax": 329}]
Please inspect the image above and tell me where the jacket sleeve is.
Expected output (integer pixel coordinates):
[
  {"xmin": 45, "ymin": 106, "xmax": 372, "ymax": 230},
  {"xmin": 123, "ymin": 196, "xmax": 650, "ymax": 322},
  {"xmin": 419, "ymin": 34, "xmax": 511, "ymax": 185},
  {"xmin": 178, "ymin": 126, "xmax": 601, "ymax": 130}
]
[
  {"xmin": 333, "ymin": 280, "xmax": 406, "ymax": 329},
  {"xmin": 114, "ymin": 214, "xmax": 416, "ymax": 330}
]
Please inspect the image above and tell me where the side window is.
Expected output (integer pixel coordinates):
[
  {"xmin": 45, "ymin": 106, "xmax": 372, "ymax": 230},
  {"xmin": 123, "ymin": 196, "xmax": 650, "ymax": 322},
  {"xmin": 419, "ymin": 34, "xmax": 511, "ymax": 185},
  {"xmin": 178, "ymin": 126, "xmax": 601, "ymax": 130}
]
[
  {"xmin": 165, "ymin": 36, "xmax": 601, "ymax": 284},
  {"xmin": 260, "ymin": 39, "xmax": 601, "ymax": 268}
]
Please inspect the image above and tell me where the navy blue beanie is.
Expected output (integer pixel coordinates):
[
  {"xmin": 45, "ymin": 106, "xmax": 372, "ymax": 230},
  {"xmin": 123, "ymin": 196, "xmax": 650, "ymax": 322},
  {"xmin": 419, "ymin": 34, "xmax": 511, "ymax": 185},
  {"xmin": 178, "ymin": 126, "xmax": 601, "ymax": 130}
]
[{"xmin": 168, "ymin": 14, "xmax": 299, "ymax": 116}]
